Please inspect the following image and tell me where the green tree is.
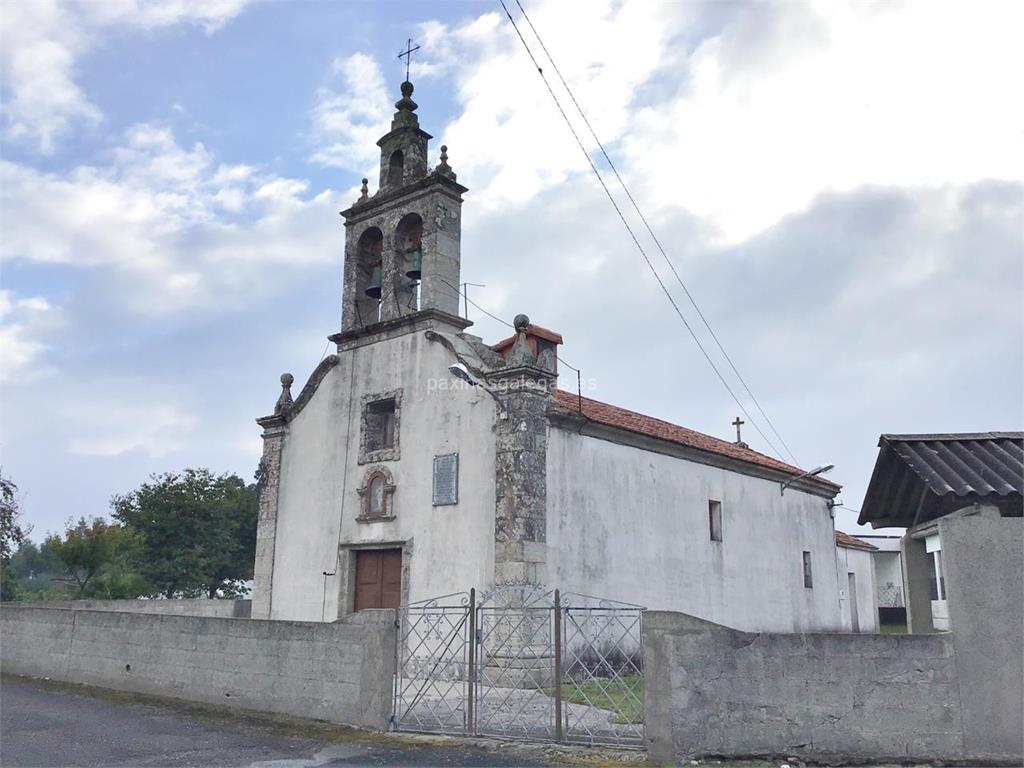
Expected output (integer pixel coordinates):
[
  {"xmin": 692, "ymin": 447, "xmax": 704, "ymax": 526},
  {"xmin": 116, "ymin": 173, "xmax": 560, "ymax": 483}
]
[
  {"xmin": 112, "ymin": 469, "xmax": 257, "ymax": 598},
  {"xmin": 9, "ymin": 540, "xmax": 64, "ymax": 599},
  {"xmin": 1, "ymin": 472, "xmax": 28, "ymax": 601},
  {"xmin": 46, "ymin": 517, "xmax": 134, "ymax": 596}
]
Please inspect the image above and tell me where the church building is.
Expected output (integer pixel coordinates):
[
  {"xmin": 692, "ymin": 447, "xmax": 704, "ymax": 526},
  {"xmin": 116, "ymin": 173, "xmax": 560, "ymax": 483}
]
[{"xmin": 252, "ymin": 79, "xmax": 847, "ymax": 633}]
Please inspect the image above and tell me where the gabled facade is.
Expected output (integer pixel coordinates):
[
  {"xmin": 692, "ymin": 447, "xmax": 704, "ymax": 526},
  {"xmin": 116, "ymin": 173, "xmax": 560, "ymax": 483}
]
[{"xmin": 251, "ymin": 79, "xmax": 847, "ymax": 632}]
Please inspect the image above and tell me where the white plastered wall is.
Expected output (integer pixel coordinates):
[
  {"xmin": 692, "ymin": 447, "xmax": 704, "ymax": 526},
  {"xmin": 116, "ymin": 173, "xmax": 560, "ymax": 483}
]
[
  {"xmin": 545, "ymin": 427, "xmax": 844, "ymax": 632},
  {"xmin": 268, "ymin": 330, "xmax": 497, "ymax": 621}
]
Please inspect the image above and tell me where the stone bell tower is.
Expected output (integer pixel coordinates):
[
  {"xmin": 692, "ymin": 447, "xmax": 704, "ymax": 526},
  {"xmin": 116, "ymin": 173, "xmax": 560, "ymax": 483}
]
[{"xmin": 337, "ymin": 79, "xmax": 468, "ymax": 334}]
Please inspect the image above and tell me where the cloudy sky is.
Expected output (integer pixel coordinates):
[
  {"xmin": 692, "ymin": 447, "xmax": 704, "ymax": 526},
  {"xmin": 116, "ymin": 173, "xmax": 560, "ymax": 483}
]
[{"xmin": 1, "ymin": 0, "xmax": 1021, "ymax": 540}]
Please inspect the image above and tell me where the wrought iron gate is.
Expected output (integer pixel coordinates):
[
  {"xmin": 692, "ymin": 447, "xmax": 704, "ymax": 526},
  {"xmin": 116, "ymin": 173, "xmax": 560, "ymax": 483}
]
[{"xmin": 393, "ymin": 585, "xmax": 644, "ymax": 747}]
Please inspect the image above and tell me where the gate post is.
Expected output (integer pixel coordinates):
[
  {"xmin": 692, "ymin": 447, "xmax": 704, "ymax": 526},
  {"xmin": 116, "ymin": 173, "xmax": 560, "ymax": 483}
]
[
  {"xmin": 468, "ymin": 587, "xmax": 476, "ymax": 733},
  {"xmin": 554, "ymin": 588, "xmax": 563, "ymax": 742}
]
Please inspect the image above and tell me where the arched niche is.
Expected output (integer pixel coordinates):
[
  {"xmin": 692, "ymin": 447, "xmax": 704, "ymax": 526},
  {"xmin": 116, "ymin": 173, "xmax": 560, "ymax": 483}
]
[{"xmin": 356, "ymin": 465, "xmax": 396, "ymax": 521}]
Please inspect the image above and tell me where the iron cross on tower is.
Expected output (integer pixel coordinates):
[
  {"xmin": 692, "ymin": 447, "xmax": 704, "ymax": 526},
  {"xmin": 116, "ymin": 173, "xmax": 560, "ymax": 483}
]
[
  {"xmin": 732, "ymin": 416, "xmax": 745, "ymax": 444},
  {"xmin": 398, "ymin": 38, "xmax": 420, "ymax": 81}
]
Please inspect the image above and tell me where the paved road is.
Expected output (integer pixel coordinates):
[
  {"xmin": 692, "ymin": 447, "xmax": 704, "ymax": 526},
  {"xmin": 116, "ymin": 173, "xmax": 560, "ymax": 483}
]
[{"xmin": 0, "ymin": 677, "xmax": 555, "ymax": 767}]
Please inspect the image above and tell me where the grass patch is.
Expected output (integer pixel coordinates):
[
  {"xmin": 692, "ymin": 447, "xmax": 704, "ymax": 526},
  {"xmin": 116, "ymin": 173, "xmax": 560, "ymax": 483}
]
[
  {"xmin": 880, "ymin": 622, "xmax": 907, "ymax": 634},
  {"xmin": 557, "ymin": 675, "xmax": 643, "ymax": 724}
]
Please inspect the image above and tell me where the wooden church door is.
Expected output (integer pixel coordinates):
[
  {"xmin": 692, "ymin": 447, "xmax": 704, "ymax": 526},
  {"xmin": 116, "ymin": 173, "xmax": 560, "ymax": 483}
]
[{"xmin": 354, "ymin": 549, "xmax": 402, "ymax": 610}]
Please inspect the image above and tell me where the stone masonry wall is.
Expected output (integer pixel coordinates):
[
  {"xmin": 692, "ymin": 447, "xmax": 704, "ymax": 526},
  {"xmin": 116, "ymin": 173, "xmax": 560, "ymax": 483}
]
[
  {"xmin": 644, "ymin": 611, "xmax": 966, "ymax": 763},
  {"xmin": 0, "ymin": 606, "xmax": 395, "ymax": 730},
  {"xmin": 492, "ymin": 381, "xmax": 551, "ymax": 584}
]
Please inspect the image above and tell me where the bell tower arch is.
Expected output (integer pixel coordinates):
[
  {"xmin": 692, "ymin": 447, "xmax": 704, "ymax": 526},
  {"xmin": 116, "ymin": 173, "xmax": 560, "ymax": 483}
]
[{"xmin": 337, "ymin": 79, "xmax": 469, "ymax": 335}]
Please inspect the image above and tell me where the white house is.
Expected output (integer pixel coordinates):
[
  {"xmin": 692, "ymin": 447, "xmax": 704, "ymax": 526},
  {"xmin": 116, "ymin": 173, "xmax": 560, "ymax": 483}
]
[
  {"xmin": 834, "ymin": 531, "xmax": 879, "ymax": 633},
  {"xmin": 250, "ymin": 78, "xmax": 845, "ymax": 633},
  {"xmin": 855, "ymin": 534, "xmax": 906, "ymax": 626}
]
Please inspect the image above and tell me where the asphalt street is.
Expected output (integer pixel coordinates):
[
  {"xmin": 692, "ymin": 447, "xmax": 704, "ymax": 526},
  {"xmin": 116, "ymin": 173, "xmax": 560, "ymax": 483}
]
[{"xmin": 0, "ymin": 677, "xmax": 556, "ymax": 768}]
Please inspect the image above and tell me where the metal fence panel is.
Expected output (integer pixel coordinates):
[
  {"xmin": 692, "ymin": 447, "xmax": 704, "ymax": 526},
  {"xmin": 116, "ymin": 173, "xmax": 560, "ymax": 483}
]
[
  {"xmin": 559, "ymin": 593, "xmax": 645, "ymax": 746},
  {"xmin": 392, "ymin": 591, "xmax": 473, "ymax": 734},
  {"xmin": 392, "ymin": 585, "xmax": 645, "ymax": 748}
]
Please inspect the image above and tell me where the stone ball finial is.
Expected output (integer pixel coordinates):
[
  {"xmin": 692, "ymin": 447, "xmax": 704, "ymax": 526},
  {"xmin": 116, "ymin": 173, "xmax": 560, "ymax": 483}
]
[
  {"xmin": 513, "ymin": 314, "xmax": 530, "ymax": 332},
  {"xmin": 400, "ymin": 81, "xmax": 414, "ymax": 97},
  {"xmin": 440, "ymin": 145, "xmax": 449, "ymax": 161},
  {"xmin": 280, "ymin": 373, "xmax": 294, "ymax": 388}
]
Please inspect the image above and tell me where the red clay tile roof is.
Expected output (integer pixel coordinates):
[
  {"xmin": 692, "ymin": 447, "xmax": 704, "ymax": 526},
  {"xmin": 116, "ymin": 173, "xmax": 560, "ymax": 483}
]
[
  {"xmin": 492, "ymin": 323, "xmax": 564, "ymax": 354},
  {"xmin": 551, "ymin": 389, "xmax": 840, "ymax": 490},
  {"xmin": 835, "ymin": 531, "xmax": 879, "ymax": 551}
]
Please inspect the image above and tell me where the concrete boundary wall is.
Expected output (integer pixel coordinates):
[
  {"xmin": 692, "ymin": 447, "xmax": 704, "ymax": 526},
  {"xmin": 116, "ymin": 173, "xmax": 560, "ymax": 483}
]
[
  {"xmin": 0, "ymin": 606, "xmax": 395, "ymax": 730},
  {"xmin": 644, "ymin": 612, "xmax": 963, "ymax": 762},
  {"xmin": 13, "ymin": 599, "xmax": 251, "ymax": 618},
  {"xmin": 643, "ymin": 610, "xmax": 1023, "ymax": 764}
]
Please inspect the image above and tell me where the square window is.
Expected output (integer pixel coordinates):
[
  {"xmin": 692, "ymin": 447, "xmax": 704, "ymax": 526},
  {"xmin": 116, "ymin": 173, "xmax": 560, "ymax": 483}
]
[
  {"xmin": 359, "ymin": 391, "xmax": 401, "ymax": 463},
  {"xmin": 802, "ymin": 551, "xmax": 813, "ymax": 588},
  {"xmin": 708, "ymin": 500, "xmax": 723, "ymax": 542},
  {"xmin": 365, "ymin": 399, "xmax": 396, "ymax": 451}
]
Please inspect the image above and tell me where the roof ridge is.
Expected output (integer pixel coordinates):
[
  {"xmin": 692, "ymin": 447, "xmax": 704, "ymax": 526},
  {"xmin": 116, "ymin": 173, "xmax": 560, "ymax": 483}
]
[
  {"xmin": 881, "ymin": 432, "xmax": 1024, "ymax": 441},
  {"xmin": 558, "ymin": 387, "xmax": 737, "ymax": 448},
  {"xmin": 551, "ymin": 388, "xmax": 836, "ymax": 487}
]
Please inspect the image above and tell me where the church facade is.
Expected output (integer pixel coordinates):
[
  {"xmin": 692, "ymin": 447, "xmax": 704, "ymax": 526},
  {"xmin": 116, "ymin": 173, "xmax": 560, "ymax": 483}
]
[{"xmin": 252, "ymin": 80, "xmax": 847, "ymax": 633}]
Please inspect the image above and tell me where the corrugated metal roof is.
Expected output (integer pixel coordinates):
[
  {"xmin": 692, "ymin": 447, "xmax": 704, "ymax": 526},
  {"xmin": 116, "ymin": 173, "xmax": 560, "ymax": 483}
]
[
  {"xmin": 883, "ymin": 432, "xmax": 1023, "ymax": 497},
  {"xmin": 858, "ymin": 432, "xmax": 1023, "ymax": 528}
]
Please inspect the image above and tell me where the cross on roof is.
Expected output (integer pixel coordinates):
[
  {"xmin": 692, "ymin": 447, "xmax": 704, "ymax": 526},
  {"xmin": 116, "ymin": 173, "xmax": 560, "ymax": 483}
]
[
  {"xmin": 398, "ymin": 38, "xmax": 420, "ymax": 82},
  {"xmin": 732, "ymin": 416, "xmax": 745, "ymax": 444}
]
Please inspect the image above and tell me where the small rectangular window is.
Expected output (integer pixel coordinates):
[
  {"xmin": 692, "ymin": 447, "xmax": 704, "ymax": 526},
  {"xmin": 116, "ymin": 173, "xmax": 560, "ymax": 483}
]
[
  {"xmin": 802, "ymin": 551, "xmax": 813, "ymax": 588},
  {"xmin": 708, "ymin": 500, "xmax": 723, "ymax": 542},
  {"xmin": 366, "ymin": 398, "xmax": 396, "ymax": 451}
]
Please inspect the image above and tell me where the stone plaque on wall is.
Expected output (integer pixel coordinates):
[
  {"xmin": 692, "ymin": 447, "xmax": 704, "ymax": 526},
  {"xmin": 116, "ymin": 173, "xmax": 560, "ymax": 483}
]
[{"xmin": 432, "ymin": 453, "xmax": 459, "ymax": 506}]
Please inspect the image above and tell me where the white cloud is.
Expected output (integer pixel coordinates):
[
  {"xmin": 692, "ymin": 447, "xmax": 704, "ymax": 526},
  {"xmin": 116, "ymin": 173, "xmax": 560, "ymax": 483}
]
[
  {"xmin": 630, "ymin": 0, "xmax": 1024, "ymax": 242},
  {"xmin": 0, "ymin": 290, "xmax": 62, "ymax": 383},
  {"xmin": 65, "ymin": 401, "xmax": 198, "ymax": 458},
  {"xmin": 84, "ymin": 0, "xmax": 250, "ymax": 33},
  {"xmin": 0, "ymin": 0, "xmax": 251, "ymax": 154},
  {"xmin": 401, "ymin": 0, "xmax": 1023, "ymax": 242},
  {"xmin": 309, "ymin": 53, "xmax": 391, "ymax": 172},
  {"xmin": 0, "ymin": 123, "xmax": 342, "ymax": 315}
]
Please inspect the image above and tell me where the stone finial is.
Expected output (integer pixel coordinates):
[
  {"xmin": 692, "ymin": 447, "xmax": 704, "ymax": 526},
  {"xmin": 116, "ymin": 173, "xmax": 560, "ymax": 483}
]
[
  {"xmin": 275, "ymin": 373, "xmax": 294, "ymax": 415},
  {"xmin": 395, "ymin": 80, "xmax": 418, "ymax": 112},
  {"xmin": 507, "ymin": 314, "xmax": 536, "ymax": 367},
  {"xmin": 435, "ymin": 144, "xmax": 456, "ymax": 180},
  {"xmin": 358, "ymin": 178, "xmax": 369, "ymax": 202}
]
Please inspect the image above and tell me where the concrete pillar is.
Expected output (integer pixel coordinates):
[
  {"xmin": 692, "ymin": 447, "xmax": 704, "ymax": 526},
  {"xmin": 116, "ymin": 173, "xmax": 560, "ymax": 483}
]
[
  {"xmin": 252, "ymin": 414, "xmax": 287, "ymax": 620},
  {"xmin": 940, "ymin": 506, "xmax": 1023, "ymax": 758},
  {"xmin": 901, "ymin": 532, "xmax": 936, "ymax": 634}
]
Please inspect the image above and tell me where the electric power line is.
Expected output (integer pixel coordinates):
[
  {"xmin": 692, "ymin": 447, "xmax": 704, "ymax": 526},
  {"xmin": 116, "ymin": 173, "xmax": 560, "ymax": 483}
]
[
  {"xmin": 496, "ymin": 0, "xmax": 788, "ymax": 462},
  {"xmin": 511, "ymin": 0, "xmax": 800, "ymax": 468},
  {"xmin": 437, "ymin": 277, "xmax": 581, "ymax": 373}
]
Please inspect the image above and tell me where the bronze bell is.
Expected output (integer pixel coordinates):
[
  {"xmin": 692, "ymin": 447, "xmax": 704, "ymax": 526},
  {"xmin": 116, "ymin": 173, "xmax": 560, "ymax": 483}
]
[
  {"xmin": 365, "ymin": 266, "xmax": 382, "ymax": 299},
  {"xmin": 405, "ymin": 247, "xmax": 422, "ymax": 280}
]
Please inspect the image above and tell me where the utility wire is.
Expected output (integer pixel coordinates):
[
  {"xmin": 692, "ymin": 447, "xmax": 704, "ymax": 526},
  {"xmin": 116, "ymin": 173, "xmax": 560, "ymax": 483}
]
[
  {"xmin": 511, "ymin": 0, "xmax": 800, "ymax": 467},
  {"xmin": 437, "ymin": 277, "xmax": 581, "ymax": 373},
  {"xmin": 496, "ymin": 0, "xmax": 787, "ymax": 462}
]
